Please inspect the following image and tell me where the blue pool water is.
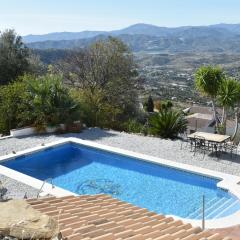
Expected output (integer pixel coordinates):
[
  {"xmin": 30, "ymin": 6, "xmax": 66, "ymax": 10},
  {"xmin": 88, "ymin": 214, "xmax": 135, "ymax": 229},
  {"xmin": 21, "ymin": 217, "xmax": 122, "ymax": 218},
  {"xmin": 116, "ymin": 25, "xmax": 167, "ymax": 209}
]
[{"xmin": 2, "ymin": 143, "xmax": 240, "ymax": 220}]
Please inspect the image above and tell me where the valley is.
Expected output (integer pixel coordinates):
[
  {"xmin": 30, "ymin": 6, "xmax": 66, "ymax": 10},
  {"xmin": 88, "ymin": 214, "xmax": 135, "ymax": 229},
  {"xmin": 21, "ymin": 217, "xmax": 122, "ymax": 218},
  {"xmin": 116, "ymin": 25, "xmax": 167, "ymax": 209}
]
[{"xmin": 27, "ymin": 23, "xmax": 240, "ymax": 104}]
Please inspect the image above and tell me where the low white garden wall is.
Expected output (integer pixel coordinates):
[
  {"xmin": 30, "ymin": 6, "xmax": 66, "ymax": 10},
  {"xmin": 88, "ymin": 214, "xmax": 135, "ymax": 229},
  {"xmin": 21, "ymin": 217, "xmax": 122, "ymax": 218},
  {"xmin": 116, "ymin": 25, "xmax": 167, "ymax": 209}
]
[
  {"xmin": 10, "ymin": 127, "xmax": 35, "ymax": 137},
  {"xmin": 10, "ymin": 125, "xmax": 65, "ymax": 137}
]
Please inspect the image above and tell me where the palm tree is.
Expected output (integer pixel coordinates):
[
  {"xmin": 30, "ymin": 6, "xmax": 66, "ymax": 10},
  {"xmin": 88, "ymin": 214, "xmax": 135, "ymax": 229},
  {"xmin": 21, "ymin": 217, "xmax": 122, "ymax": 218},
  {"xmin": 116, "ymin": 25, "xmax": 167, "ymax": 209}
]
[
  {"xmin": 195, "ymin": 66, "xmax": 225, "ymax": 130},
  {"xmin": 223, "ymin": 81, "xmax": 240, "ymax": 139},
  {"xmin": 217, "ymin": 78, "xmax": 240, "ymax": 134},
  {"xmin": 26, "ymin": 74, "xmax": 80, "ymax": 131}
]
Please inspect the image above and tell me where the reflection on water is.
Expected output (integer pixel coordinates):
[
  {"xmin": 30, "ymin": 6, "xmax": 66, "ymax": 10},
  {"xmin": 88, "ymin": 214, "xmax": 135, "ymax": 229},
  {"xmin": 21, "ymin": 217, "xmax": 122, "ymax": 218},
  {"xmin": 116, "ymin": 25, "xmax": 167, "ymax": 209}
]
[{"xmin": 76, "ymin": 179, "xmax": 122, "ymax": 196}]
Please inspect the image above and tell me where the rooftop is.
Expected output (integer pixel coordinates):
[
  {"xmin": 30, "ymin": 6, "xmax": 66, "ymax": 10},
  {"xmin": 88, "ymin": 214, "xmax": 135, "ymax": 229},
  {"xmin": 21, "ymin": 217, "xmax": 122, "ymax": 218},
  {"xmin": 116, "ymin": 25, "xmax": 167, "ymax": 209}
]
[
  {"xmin": 188, "ymin": 106, "xmax": 222, "ymax": 115},
  {"xmin": 27, "ymin": 194, "xmax": 231, "ymax": 240},
  {"xmin": 186, "ymin": 113, "xmax": 213, "ymax": 120}
]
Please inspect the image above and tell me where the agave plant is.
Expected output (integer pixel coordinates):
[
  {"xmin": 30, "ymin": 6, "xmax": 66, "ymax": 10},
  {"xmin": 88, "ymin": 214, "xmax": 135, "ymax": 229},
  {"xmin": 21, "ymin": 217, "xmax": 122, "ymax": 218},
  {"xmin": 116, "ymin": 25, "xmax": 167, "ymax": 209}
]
[{"xmin": 149, "ymin": 109, "xmax": 187, "ymax": 139}]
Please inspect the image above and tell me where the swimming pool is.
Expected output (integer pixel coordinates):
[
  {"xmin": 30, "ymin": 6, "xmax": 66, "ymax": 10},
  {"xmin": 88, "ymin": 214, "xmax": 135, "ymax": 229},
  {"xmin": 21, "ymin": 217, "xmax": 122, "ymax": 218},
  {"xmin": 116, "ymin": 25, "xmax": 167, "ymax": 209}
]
[{"xmin": 1, "ymin": 140, "xmax": 240, "ymax": 221}]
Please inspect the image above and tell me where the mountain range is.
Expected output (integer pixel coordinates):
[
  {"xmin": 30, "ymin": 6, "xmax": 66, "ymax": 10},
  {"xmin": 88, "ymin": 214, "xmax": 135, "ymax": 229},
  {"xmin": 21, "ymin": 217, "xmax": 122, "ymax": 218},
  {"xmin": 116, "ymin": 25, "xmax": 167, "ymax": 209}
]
[{"xmin": 24, "ymin": 23, "xmax": 240, "ymax": 53}]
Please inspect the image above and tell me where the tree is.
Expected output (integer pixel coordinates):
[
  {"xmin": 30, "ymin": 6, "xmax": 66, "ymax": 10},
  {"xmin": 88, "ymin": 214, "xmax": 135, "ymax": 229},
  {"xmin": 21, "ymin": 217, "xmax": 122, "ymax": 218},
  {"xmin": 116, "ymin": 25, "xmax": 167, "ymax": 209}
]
[
  {"xmin": 195, "ymin": 66, "xmax": 224, "ymax": 129},
  {"xmin": 144, "ymin": 96, "xmax": 154, "ymax": 112},
  {"xmin": 56, "ymin": 37, "xmax": 142, "ymax": 128},
  {"xmin": 0, "ymin": 29, "xmax": 30, "ymax": 85},
  {"xmin": 217, "ymin": 78, "xmax": 240, "ymax": 133}
]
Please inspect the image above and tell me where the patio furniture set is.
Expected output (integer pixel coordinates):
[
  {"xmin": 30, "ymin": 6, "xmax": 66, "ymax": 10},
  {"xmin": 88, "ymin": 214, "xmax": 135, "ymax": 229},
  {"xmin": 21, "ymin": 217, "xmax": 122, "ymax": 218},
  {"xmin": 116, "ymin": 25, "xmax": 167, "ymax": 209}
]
[{"xmin": 182, "ymin": 131, "xmax": 240, "ymax": 158}]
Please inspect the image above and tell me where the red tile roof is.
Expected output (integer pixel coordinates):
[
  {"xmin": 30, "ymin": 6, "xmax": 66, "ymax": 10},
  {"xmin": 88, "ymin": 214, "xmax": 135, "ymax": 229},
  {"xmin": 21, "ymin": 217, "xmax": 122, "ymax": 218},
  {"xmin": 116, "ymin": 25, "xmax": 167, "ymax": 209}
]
[
  {"xmin": 210, "ymin": 226, "xmax": 240, "ymax": 240},
  {"xmin": 27, "ymin": 195, "xmax": 231, "ymax": 240}
]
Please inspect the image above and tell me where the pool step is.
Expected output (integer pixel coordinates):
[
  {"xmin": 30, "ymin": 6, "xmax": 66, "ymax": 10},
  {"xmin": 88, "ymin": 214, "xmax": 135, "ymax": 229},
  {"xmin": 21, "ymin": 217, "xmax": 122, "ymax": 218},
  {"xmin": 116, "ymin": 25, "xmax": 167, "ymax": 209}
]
[
  {"xmin": 213, "ymin": 199, "xmax": 240, "ymax": 219},
  {"xmin": 186, "ymin": 197, "xmax": 240, "ymax": 220},
  {"xmin": 186, "ymin": 197, "xmax": 228, "ymax": 219},
  {"xmin": 186, "ymin": 197, "xmax": 219, "ymax": 219},
  {"xmin": 205, "ymin": 198, "xmax": 235, "ymax": 219}
]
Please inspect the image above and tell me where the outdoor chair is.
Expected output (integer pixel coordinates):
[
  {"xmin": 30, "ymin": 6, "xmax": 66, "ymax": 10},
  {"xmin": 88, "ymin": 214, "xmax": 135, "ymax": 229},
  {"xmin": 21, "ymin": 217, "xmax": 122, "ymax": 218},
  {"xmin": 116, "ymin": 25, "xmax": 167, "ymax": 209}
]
[
  {"xmin": 208, "ymin": 141, "xmax": 221, "ymax": 155},
  {"xmin": 193, "ymin": 136, "xmax": 207, "ymax": 159},
  {"xmin": 224, "ymin": 137, "xmax": 240, "ymax": 159},
  {"xmin": 180, "ymin": 131, "xmax": 190, "ymax": 149}
]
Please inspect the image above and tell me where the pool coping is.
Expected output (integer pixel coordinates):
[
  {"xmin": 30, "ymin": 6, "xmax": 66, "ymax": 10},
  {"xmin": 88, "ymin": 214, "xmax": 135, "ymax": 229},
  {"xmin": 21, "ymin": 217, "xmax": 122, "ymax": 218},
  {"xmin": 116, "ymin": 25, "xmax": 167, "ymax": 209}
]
[{"xmin": 0, "ymin": 137, "xmax": 240, "ymax": 229}]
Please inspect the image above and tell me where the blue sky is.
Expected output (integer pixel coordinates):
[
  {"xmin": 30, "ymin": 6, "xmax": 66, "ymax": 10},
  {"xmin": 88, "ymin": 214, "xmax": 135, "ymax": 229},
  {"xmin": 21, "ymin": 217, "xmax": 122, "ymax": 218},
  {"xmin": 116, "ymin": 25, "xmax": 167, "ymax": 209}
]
[{"xmin": 0, "ymin": 0, "xmax": 240, "ymax": 35}]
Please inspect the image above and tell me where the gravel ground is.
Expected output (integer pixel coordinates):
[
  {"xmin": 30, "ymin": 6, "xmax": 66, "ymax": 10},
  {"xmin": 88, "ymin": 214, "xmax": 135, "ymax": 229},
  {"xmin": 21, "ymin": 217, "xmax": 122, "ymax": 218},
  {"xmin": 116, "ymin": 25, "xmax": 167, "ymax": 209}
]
[
  {"xmin": 0, "ymin": 174, "xmax": 38, "ymax": 199},
  {"xmin": 0, "ymin": 128, "xmax": 240, "ymax": 199}
]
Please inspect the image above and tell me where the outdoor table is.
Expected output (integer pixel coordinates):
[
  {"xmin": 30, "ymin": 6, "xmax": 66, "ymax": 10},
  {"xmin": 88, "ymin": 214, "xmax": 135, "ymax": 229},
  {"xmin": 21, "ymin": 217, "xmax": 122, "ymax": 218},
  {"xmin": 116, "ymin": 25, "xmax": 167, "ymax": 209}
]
[
  {"xmin": 187, "ymin": 131, "xmax": 231, "ymax": 155},
  {"xmin": 188, "ymin": 131, "xmax": 230, "ymax": 144}
]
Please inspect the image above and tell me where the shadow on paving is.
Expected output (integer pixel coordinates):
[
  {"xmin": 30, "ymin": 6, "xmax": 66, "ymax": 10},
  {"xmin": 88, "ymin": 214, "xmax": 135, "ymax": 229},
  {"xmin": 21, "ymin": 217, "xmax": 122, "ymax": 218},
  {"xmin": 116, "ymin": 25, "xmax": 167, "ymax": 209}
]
[
  {"xmin": 16, "ymin": 128, "xmax": 118, "ymax": 141},
  {"xmin": 64, "ymin": 128, "xmax": 118, "ymax": 140},
  {"xmin": 208, "ymin": 151, "xmax": 240, "ymax": 164}
]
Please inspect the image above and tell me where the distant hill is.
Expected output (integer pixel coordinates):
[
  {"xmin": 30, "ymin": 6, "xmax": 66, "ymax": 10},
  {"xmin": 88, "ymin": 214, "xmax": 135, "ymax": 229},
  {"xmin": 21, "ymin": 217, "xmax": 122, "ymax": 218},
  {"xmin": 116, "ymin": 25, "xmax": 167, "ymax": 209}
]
[
  {"xmin": 111, "ymin": 23, "xmax": 172, "ymax": 36},
  {"xmin": 24, "ymin": 23, "xmax": 240, "ymax": 42},
  {"xmin": 209, "ymin": 23, "xmax": 240, "ymax": 34},
  {"xmin": 25, "ymin": 23, "xmax": 240, "ymax": 53},
  {"xmin": 23, "ymin": 23, "xmax": 171, "ymax": 42},
  {"xmin": 23, "ymin": 31, "xmax": 107, "ymax": 43}
]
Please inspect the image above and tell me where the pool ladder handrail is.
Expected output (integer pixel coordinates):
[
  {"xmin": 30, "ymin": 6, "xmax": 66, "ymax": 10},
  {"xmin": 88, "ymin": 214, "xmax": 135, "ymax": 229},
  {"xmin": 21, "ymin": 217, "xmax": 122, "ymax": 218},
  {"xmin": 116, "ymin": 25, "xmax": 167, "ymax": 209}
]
[{"xmin": 37, "ymin": 178, "xmax": 55, "ymax": 198}]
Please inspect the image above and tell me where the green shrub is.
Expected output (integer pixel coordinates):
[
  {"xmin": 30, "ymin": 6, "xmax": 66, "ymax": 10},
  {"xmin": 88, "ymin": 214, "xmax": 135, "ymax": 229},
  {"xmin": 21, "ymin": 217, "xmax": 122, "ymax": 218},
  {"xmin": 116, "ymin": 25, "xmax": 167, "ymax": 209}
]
[
  {"xmin": 70, "ymin": 88, "xmax": 127, "ymax": 130},
  {"xmin": 0, "ymin": 81, "xmax": 30, "ymax": 134},
  {"xmin": 149, "ymin": 109, "xmax": 187, "ymax": 139},
  {"xmin": 161, "ymin": 100, "xmax": 173, "ymax": 110},
  {"xmin": 123, "ymin": 119, "xmax": 145, "ymax": 134},
  {"xmin": 0, "ymin": 74, "xmax": 81, "ymax": 134},
  {"xmin": 25, "ymin": 74, "xmax": 80, "ymax": 131}
]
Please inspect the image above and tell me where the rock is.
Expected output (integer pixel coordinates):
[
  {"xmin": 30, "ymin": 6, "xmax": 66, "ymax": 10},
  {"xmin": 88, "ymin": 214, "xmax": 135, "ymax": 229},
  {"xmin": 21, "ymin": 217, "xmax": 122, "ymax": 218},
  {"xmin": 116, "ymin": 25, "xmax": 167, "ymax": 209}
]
[
  {"xmin": 51, "ymin": 232, "xmax": 63, "ymax": 240},
  {"xmin": 0, "ymin": 200, "xmax": 58, "ymax": 239},
  {"xmin": 0, "ymin": 236, "xmax": 18, "ymax": 240},
  {"xmin": 0, "ymin": 181, "xmax": 8, "ymax": 200}
]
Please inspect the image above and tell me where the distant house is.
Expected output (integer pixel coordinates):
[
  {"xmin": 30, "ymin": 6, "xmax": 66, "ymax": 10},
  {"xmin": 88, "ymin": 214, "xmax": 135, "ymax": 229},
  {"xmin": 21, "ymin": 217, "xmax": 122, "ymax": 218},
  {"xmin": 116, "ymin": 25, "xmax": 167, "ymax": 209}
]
[
  {"xmin": 183, "ymin": 105, "xmax": 237, "ymax": 135},
  {"xmin": 187, "ymin": 105, "xmax": 222, "ymax": 116}
]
